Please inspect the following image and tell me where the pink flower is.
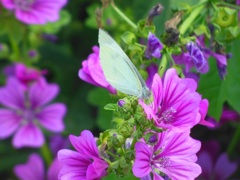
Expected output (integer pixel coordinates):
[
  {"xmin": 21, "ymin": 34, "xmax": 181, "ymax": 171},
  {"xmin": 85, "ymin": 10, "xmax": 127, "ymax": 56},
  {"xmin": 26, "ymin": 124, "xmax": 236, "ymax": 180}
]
[
  {"xmin": 0, "ymin": 77, "xmax": 66, "ymax": 148},
  {"xmin": 3, "ymin": 63, "xmax": 46, "ymax": 88},
  {"xmin": 14, "ymin": 153, "xmax": 61, "ymax": 180},
  {"xmin": 198, "ymin": 99, "xmax": 215, "ymax": 128},
  {"xmin": 140, "ymin": 68, "xmax": 202, "ymax": 132},
  {"xmin": 58, "ymin": 130, "xmax": 109, "ymax": 180},
  {"xmin": 1, "ymin": 0, "xmax": 67, "ymax": 24},
  {"xmin": 78, "ymin": 46, "xmax": 116, "ymax": 94},
  {"xmin": 132, "ymin": 130, "xmax": 202, "ymax": 180}
]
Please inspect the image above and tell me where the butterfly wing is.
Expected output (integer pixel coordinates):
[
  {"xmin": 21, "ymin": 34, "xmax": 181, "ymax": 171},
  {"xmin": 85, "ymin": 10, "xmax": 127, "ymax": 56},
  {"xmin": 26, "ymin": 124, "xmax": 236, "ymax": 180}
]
[{"xmin": 99, "ymin": 29, "xmax": 143, "ymax": 97}]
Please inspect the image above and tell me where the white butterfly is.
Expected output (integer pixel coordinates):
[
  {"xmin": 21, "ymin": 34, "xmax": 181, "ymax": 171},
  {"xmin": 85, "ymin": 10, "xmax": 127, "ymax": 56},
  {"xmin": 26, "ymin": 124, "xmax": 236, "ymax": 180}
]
[{"xmin": 98, "ymin": 29, "xmax": 151, "ymax": 99}]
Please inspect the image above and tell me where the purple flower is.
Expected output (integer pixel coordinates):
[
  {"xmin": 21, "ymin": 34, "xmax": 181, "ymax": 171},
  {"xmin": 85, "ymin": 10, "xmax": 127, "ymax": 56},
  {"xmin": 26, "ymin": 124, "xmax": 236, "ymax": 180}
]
[
  {"xmin": 145, "ymin": 32, "xmax": 163, "ymax": 59},
  {"xmin": 196, "ymin": 36, "xmax": 228, "ymax": 79},
  {"xmin": 118, "ymin": 99, "xmax": 126, "ymax": 107},
  {"xmin": 1, "ymin": 0, "xmax": 67, "ymax": 24},
  {"xmin": 172, "ymin": 52, "xmax": 194, "ymax": 73},
  {"xmin": 146, "ymin": 63, "xmax": 158, "ymax": 88},
  {"xmin": 14, "ymin": 153, "xmax": 61, "ymax": 180},
  {"xmin": 58, "ymin": 130, "xmax": 109, "ymax": 179},
  {"xmin": 197, "ymin": 141, "xmax": 237, "ymax": 180},
  {"xmin": 0, "ymin": 77, "xmax": 66, "ymax": 148},
  {"xmin": 133, "ymin": 130, "xmax": 202, "ymax": 180},
  {"xmin": 139, "ymin": 68, "xmax": 202, "ymax": 132},
  {"xmin": 78, "ymin": 46, "xmax": 116, "ymax": 94},
  {"xmin": 186, "ymin": 41, "xmax": 209, "ymax": 74},
  {"xmin": 49, "ymin": 134, "xmax": 70, "ymax": 156},
  {"xmin": 3, "ymin": 63, "xmax": 47, "ymax": 88}
]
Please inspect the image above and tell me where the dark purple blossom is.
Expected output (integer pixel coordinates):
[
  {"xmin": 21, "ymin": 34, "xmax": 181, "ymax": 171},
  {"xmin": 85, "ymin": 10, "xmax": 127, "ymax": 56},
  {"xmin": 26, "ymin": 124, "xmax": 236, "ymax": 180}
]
[
  {"xmin": 118, "ymin": 99, "xmax": 126, "ymax": 107},
  {"xmin": 58, "ymin": 130, "xmax": 109, "ymax": 179},
  {"xmin": 186, "ymin": 41, "xmax": 209, "ymax": 74},
  {"xmin": 145, "ymin": 32, "xmax": 163, "ymax": 59},
  {"xmin": 0, "ymin": 77, "xmax": 66, "ymax": 148}
]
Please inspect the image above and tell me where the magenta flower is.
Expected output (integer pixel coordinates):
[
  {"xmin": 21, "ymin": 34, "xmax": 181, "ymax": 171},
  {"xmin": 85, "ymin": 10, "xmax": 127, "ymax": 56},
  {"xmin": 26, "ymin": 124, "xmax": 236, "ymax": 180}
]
[
  {"xmin": 78, "ymin": 46, "xmax": 116, "ymax": 94},
  {"xmin": 133, "ymin": 130, "xmax": 202, "ymax": 180},
  {"xmin": 0, "ymin": 77, "xmax": 66, "ymax": 148},
  {"xmin": 139, "ymin": 68, "xmax": 202, "ymax": 132},
  {"xmin": 14, "ymin": 153, "xmax": 61, "ymax": 180},
  {"xmin": 1, "ymin": 0, "xmax": 67, "ymax": 24},
  {"xmin": 3, "ymin": 63, "xmax": 46, "ymax": 88},
  {"xmin": 198, "ymin": 99, "xmax": 215, "ymax": 128},
  {"xmin": 145, "ymin": 32, "xmax": 163, "ymax": 59},
  {"xmin": 58, "ymin": 130, "xmax": 109, "ymax": 179}
]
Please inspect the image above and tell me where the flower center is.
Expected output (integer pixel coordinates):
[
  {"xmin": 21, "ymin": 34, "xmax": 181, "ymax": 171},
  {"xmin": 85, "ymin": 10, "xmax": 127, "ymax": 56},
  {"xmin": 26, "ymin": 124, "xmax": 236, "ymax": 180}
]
[
  {"xmin": 152, "ymin": 156, "xmax": 170, "ymax": 169},
  {"xmin": 14, "ymin": 0, "xmax": 35, "ymax": 11},
  {"xmin": 158, "ymin": 107, "xmax": 176, "ymax": 124}
]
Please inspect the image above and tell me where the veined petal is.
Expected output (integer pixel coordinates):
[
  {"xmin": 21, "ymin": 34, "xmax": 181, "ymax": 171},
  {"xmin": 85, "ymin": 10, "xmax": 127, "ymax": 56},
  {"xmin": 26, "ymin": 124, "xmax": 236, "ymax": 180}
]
[
  {"xmin": 198, "ymin": 99, "xmax": 215, "ymax": 127},
  {"xmin": 37, "ymin": 103, "xmax": 66, "ymax": 132},
  {"xmin": 0, "ymin": 77, "xmax": 25, "ymax": 109},
  {"xmin": 47, "ymin": 158, "xmax": 62, "ymax": 180},
  {"xmin": 69, "ymin": 130, "xmax": 99, "ymax": 158},
  {"xmin": 13, "ymin": 123, "xmax": 44, "ymax": 148},
  {"xmin": 14, "ymin": 153, "xmax": 44, "ymax": 180},
  {"xmin": 58, "ymin": 149, "xmax": 91, "ymax": 180},
  {"xmin": 86, "ymin": 157, "xmax": 108, "ymax": 179},
  {"xmin": 29, "ymin": 79, "xmax": 59, "ymax": 108},
  {"xmin": 0, "ymin": 109, "xmax": 21, "ymax": 138},
  {"xmin": 132, "ymin": 142, "xmax": 152, "ymax": 178},
  {"xmin": 152, "ymin": 74, "xmax": 163, "ymax": 114}
]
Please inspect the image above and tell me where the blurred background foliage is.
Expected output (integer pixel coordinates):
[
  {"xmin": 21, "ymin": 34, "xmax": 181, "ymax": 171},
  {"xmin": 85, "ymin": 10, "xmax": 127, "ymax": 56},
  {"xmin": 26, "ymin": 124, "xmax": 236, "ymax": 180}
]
[{"xmin": 0, "ymin": 0, "xmax": 240, "ymax": 179}]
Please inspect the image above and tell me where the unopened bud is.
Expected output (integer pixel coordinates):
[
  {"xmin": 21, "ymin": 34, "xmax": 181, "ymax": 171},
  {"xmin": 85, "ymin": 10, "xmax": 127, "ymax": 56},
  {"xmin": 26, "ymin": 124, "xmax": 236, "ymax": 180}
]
[{"xmin": 147, "ymin": 3, "xmax": 164, "ymax": 25}]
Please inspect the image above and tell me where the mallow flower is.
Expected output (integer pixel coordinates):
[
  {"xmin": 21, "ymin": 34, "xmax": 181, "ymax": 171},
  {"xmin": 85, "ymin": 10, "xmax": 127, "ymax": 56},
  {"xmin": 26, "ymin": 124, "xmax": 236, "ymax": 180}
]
[
  {"xmin": 3, "ymin": 63, "xmax": 46, "ymax": 88},
  {"xmin": 1, "ymin": 0, "xmax": 67, "ymax": 24},
  {"xmin": 133, "ymin": 130, "xmax": 202, "ymax": 180},
  {"xmin": 58, "ymin": 130, "xmax": 109, "ymax": 180},
  {"xmin": 145, "ymin": 32, "xmax": 163, "ymax": 59},
  {"xmin": 139, "ymin": 68, "xmax": 203, "ymax": 132},
  {"xmin": 14, "ymin": 153, "xmax": 61, "ymax": 180},
  {"xmin": 0, "ymin": 77, "xmax": 66, "ymax": 148},
  {"xmin": 78, "ymin": 46, "xmax": 116, "ymax": 94}
]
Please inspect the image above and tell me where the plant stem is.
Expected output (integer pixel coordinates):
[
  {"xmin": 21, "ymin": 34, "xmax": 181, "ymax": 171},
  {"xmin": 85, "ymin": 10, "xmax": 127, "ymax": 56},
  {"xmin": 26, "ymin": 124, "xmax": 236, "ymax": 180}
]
[
  {"xmin": 179, "ymin": 4, "xmax": 206, "ymax": 35},
  {"xmin": 40, "ymin": 143, "xmax": 52, "ymax": 166},
  {"xmin": 218, "ymin": 1, "xmax": 240, "ymax": 10},
  {"xmin": 227, "ymin": 124, "xmax": 240, "ymax": 155},
  {"xmin": 158, "ymin": 52, "xmax": 168, "ymax": 77},
  {"xmin": 111, "ymin": 2, "xmax": 137, "ymax": 30}
]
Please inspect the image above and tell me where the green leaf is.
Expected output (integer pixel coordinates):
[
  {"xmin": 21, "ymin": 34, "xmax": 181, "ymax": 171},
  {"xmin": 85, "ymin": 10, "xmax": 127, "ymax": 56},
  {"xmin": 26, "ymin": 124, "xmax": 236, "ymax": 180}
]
[
  {"xmin": 198, "ymin": 58, "xmax": 227, "ymax": 120},
  {"xmin": 226, "ymin": 41, "xmax": 240, "ymax": 113},
  {"xmin": 103, "ymin": 172, "xmax": 138, "ymax": 180}
]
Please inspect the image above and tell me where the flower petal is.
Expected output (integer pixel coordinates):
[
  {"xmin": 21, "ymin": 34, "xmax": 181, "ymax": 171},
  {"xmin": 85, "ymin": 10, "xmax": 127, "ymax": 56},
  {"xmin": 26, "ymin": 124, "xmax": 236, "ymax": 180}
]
[
  {"xmin": 37, "ymin": 103, "xmax": 66, "ymax": 132},
  {"xmin": 0, "ymin": 109, "xmax": 21, "ymax": 138},
  {"xmin": 29, "ymin": 79, "xmax": 59, "ymax": 108},
  {"xmin": 213, "ymin": 153, "xmax": 237, "ymax": 179},
  {"xmin": 86, "ymin": 157, "xmax": 108, "ymax": 179},
  {"xmin": 58, "ymin": 149, "xmax": 91, "ymax": 180},
  {"xmin": 0, "ymin": 77, "xmax": 25, "ymax": 109},
  {"xmin": 14, "ymin": 153, "xmax": 44, "ymax": 180},
  {"xmin": 69, "ymin": 130, "xmax": 99, "ymax": 158},
  {"xmin": 132, "ymin": 142, "xmax": 152, "ymax": 178},
  {"xmin": 198, "ymin": 99, "xmax": 215, "ymax": 127},
  {"xmin": 1, "ymin": 0, "xmax": 15, "ymax": 9},
  {"xmin": 47, "ymin": 158, "xmax": 62, "ymax": 180},
  {"xmin": 13, "ymin": 123, "xmax": 44, "ymax": 148}
]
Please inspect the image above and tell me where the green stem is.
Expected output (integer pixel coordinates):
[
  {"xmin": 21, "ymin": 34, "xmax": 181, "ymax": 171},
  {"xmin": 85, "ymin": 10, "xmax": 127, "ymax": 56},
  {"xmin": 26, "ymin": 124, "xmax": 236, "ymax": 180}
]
[
  {"xmin": 227, "ymin": 124, "xmax": 240, "ymax": 155},
  {"xmin": 218, "ymin": 1, "xmax": 240, "ymax": 11},
  {"xmin": 179, "ymin": 4, "xmax": 206, "ymax": 35},
  {"xmin": 111, "ymin": 2, "xmax": 137, "ymax": 30},
  {"xmin": 158, "ymin": 52, "xmax": 168, "ymax": 77},
  {"xmin": 40, "ymin": 143, "xmax": 52, "ymax": 166},
  {"xmin": 8, "ymin": 33, "xmax": 20, "ymax": 61}
]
